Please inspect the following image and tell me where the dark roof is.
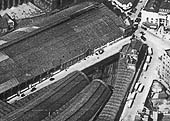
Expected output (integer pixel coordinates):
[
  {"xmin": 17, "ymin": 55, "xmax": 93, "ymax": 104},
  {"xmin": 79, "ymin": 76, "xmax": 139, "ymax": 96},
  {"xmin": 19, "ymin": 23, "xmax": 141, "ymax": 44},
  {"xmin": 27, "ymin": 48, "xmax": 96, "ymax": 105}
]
[
  {"xmin": 0, "ymin": 2, "xmax": 125, "ymax": 93},
  {"xmin": 144, "ymin": 0, "xmax": 162, "ymax": 12},
  {"xmin": 0, "ymin": 17, "xmax": 8, "ymax": 29},
  {"xmin": 42, "ymin": 79, "xmax": 112, "ymax": 121},
  {"xmin": 96, "ymin": 58, "xmax": 135, "ymax": 121},
  {"xmin": 143, "ymin": 0, "xmax": 170, "ymax": 12},
  {"xmin": 159, "ymin": 0, "xmax": 170, "ymax": 12},
  {"xmin": 120, "ymin": 40, "xmax": 143, "ymax": 54},
  {"xmin": 117, "ymin": 0, "xmax": 136, "ymax": 5},
  {"xmin": 1, "ymin": 71, "xmax": 90, "ymax": 120}
]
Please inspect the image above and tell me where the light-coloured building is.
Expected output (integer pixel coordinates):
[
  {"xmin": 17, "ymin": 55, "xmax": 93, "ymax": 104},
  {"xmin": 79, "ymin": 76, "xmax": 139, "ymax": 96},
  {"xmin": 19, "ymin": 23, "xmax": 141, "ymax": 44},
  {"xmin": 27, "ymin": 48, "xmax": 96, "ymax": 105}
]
[
  {"xmin": 141, "ymin": 0, "xmax": 170, "ymax": 28},
  {"xmin": 158, "ymin": 49, "xmax": 170, "ymax": 93},
  {"xmin": 108, "ymin": 0, "xmax": 135, "ymax": 10}
]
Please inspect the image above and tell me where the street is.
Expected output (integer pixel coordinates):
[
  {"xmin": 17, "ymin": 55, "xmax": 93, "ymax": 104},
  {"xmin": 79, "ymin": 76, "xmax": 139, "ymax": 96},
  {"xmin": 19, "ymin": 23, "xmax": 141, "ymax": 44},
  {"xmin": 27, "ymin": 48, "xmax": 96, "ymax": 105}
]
[{"xmin": 120, "ymin": 25, "xmax": 170, "ymax": 121}]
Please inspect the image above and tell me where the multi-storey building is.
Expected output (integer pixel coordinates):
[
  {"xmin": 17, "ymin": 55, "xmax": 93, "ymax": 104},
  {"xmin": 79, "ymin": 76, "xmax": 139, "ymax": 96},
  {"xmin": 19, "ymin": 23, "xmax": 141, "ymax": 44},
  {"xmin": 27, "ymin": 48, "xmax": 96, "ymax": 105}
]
[
  {"xmin": 158, "ymin": 49, "xmax": 170, "ymax": 93},
  {"xmin": 141, "ymin": 0, "xmax": 170, "ymax": 28}
]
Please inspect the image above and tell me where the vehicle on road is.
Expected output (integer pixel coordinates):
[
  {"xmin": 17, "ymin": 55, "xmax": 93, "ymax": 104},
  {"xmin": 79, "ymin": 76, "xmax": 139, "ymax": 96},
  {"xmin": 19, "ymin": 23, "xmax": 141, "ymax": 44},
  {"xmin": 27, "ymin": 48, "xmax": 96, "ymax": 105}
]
[
  {"xmin": 138, "ymin": 84, "xmax": 145, "ymax": 92},
  {"xmin": 135, "ymin": 18, "xmax": 141, "ymax": 22},
  {"xmin": 128, "ymin": 99, "xmax": 134, "ymax": 108},
  {"xmin": 148, "ymin": 47, "xmax": 153, "ymax": 55},
  {"xmin": 127, "ymin": 12, "xmax": 132, "ymax": 16},
  {"xmin": 141, "ymin": 35, "xmax": 146, "ymax": 41},
  {"xmin": 134, "ymin": 82, "xmax": 141, "ymax": 91},
  {"xmin": 143, "ymin": 63, "xmax": 148, "ymax": 71},
  {"xmin": 146, "ymin": 55, "xmax": 151, "ymax": 63},
  {"xmin": 140, "ymin": 31, "xmax": 145, "ymax": 35}
]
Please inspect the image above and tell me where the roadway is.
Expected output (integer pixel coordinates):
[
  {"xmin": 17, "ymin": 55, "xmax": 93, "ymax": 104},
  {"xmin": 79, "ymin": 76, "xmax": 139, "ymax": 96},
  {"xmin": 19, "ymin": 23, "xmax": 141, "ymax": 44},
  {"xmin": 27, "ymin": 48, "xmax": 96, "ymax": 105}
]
[
  {"xmin": 8, "ymin": 36, "xmax": 131, "ymax": 104},
  {"xmin": 120, "ymin": 26, "xmax": 170, "ymax": 121},
  {"xmin": 127, "ymin": 0, "xmax": 148, "ymax": 21}
]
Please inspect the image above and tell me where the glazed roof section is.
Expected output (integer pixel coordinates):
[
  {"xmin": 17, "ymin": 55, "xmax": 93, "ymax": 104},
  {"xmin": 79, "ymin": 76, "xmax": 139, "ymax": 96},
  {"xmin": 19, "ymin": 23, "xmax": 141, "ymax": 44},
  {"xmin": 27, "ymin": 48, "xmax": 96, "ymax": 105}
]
[{"xmin": 0, "ymin": 2, "xmax": 125, "ymax": 92}]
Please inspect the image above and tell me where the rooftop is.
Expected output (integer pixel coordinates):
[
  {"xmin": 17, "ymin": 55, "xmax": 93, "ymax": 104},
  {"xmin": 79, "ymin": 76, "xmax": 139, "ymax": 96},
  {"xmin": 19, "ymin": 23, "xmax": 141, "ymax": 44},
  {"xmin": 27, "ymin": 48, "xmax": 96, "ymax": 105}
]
[
  {"xmin": 0, "ymin": 2, "xmax": 125, "ymax": 94},
  {"xmin": 116, "ymin": 0, "xmax": 136, "ymax": 5},
  {"xmin": 144, "ymin": 0, "xmax": 170, "ymax": 13}
]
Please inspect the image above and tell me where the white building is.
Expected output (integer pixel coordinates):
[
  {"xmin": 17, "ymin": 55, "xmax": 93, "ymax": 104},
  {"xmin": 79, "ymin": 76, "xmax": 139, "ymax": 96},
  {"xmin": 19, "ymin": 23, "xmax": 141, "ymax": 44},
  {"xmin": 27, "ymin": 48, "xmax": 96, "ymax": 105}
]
[
  {"xmin": 108, "ymin": 0, "xmax": 134, "ymax": 10},
  {"xmin": 158, "ymin": 49, "xmax": 170, "ymax": 93},
  {"xmin": 141, "ymin": 0, "xmax": 170, "ymax": 28}
]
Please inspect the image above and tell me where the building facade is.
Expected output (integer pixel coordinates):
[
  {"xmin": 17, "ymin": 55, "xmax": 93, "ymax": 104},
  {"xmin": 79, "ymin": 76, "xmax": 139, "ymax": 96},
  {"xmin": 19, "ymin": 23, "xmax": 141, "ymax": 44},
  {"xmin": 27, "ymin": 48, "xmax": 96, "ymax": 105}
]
[
  {"xmin": 158, "ymin": 49, "xmax": 170, "ymax": 93},
  {"xmin": 141, "ymin": 0, "xmax": 170, "ymax": 28}
]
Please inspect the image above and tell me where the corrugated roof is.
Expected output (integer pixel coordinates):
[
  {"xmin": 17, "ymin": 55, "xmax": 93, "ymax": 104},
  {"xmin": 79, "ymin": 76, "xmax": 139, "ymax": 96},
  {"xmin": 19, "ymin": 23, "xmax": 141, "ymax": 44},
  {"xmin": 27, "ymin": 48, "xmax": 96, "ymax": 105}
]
[{"xmin": 0, "ymin": 2, "xmax": 124, "ymax": 92}]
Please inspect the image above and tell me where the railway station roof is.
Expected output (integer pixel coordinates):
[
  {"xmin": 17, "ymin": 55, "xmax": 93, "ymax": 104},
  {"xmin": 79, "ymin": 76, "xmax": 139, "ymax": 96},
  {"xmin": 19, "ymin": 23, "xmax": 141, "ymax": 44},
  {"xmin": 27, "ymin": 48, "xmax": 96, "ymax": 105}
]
[{"xmin": 0, "ymin": 2, "xmax": 125, "ymax": 93}]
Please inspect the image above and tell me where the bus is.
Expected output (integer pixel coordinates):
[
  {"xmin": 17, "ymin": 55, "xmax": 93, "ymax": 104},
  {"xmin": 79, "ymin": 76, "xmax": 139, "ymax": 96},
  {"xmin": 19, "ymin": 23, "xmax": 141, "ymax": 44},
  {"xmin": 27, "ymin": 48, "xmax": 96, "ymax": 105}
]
[
  {"xmin": 143, "ymin": 63, "xmax": 148, "ymax": 71},
  {"xmin": 146, "ymin": 55, "xmax": 151, "ymax": 63},
  {"xmin": 148, "ymin": 47, "xmax": 153, "ymax": 55},
  {"xmin": 128, "ymin": 99, "xmax": 134, "ymax": 108},
  {"xmin": 138, "ymin": 84, "xmax": 145, "ymax": 92},
  {"xmin": 134, "ymin": 82, "xmax": 141, "ymax": 91}
]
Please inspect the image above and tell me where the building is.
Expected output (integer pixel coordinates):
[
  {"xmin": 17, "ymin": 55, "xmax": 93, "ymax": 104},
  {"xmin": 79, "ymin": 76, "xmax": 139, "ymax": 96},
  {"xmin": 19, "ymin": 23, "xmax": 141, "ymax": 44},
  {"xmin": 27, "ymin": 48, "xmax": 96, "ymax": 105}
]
[
  {"xmin": 0, "ymin": 0, "xmax": 33, "ymax": 10},
  {"xmin": 141, "ymin": 0, "xmax": 170, "ymax": 28},
  {"xmin": 158, "ymin": 49, "xmax": 170, "ymax": 93},
  {"xmin": 0, "ymin": 2, "xmax": 125, "ymax": 101}
]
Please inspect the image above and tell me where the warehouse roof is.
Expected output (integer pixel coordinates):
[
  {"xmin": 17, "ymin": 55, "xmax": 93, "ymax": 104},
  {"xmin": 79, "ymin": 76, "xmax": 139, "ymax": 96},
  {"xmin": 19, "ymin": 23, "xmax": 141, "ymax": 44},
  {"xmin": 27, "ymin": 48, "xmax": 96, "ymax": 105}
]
[{"xmin": 0, "ymin": 2, "xmax": 125, "ymax": 93}]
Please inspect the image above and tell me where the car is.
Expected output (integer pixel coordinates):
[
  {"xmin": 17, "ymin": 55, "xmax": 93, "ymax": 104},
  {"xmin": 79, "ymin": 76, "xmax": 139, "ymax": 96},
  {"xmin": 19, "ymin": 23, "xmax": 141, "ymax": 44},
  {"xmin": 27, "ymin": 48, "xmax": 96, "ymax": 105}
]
[
  {"xmin": 127, "ymin": 12, "xmax": 132, "ymax": 16},
  {"xmin": 141, "ymin": 35, "xmax": 146, "ymax": 41},
  {"xmin": 138, "ymin": 84, "xmax": 145, "ymax": 92},
  {"xmin": 140, "ymin": 31, "xmax": 145, "ymax": 35},
  {"xmin": 135, "ymin": 18, "xmax": 141, "ymax": 22},
  {"xmin": 138, "ymin": 12, "xmax": 142, "ymax": 17},
  {"xmin": 141, "ymin": 25, "xmax": 147, "ymax": 30}
]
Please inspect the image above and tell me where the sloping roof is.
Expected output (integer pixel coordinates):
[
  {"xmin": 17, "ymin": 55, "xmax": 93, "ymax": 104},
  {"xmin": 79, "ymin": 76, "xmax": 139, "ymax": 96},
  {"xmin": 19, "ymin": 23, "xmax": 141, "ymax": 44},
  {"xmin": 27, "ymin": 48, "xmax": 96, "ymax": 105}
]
[
  {"xmin": 42, "ymin": 79, "xmax": 112, "ymax": 121},
  {"xmin": 144, "ymin": 0, "xmax": 170, "ymax": 13},
  {"xmin": 96, "ymin": 58, "xmax": 135, "ymax": 121},
  {"xmin": 1, "ymin": 71, "xmax": 90, "ymax": 120},
  {"xmin": 159, "ymin": 0, "xmax": 170, "ymax": 12},
  {"xmin": 144, "ymin": 0, "xmax": 162, "ymax": 12},
  {"xmin": 117, "ymin": 0, "xmax": 136, "ymax": 5},
  {"xmin": 0, "ymin": 2, "xmax": 125, "ymax": 93}
]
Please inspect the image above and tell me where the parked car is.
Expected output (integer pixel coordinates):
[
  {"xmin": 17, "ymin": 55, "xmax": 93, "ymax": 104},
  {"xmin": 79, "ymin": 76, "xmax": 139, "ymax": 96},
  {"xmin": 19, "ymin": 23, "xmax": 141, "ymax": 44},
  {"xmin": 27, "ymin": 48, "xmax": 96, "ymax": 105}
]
[
  {"xmin": 127, "ymin": 12, "xmax": 132, "ymax": 16},
  {"xmin": 141, "ymin": 25, "xmax": 147, "ymax": 30},
  {"xmin": 141, "ymin": 35, "xmax": 146, "ymax": 41},
  {"xmin": 140, "ymin": 31, "xmax": 145, "ymax": 35},
  {"xmin": 135, "ymin": 18, "xmax": 141, "ymax": 22}
]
